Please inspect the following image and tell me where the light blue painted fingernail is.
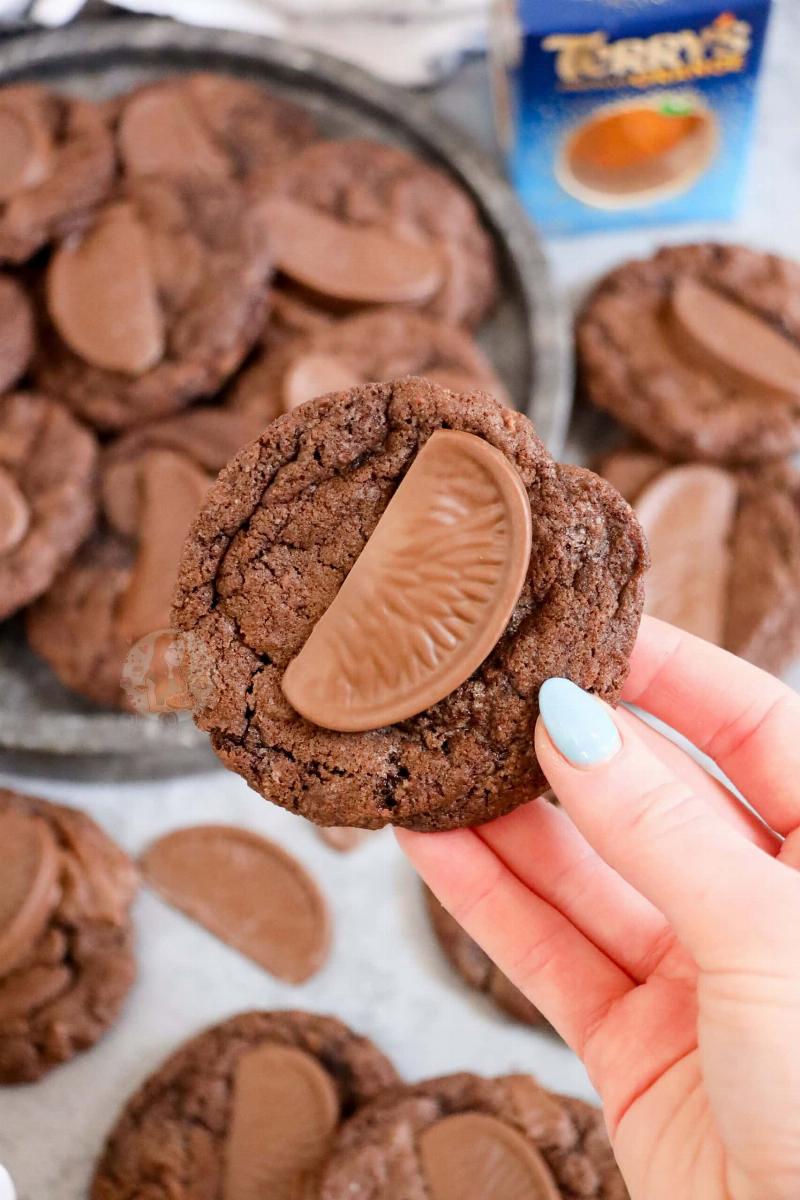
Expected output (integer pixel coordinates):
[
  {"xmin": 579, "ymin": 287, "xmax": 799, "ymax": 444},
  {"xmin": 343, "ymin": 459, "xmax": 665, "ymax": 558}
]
[{"xmin": 539, "ymin": 678, "xmax": 621, "ymax": 768}]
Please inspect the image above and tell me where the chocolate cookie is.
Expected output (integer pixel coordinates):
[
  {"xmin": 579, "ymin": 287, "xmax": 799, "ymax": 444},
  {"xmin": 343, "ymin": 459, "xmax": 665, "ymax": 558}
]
[
  {"xmin": 109, "ymin": 72, "xmax": 318, "ymax": 188},
  {"xmin": 91, "ymin": 1010, "xmax": 400, "ymax": 1200},
  {"xmin": 0, "ymin": 84, "xmax": 114, "ymax": 263},
  {"xmin": 229, "ymin": 307, "xmax": 509, "ymax": 423},
  {"xmin": 264, "ymin": 139, "xmax": 497, "ymax": 327},
  {"xmin": 600, "ymin": 445, "xmax": 800, "ymax": 675},
  {"xmin": 578, "ymin": 243, "xmax": 800, "ymax": 464},
  {"xmin": 320, "ymin": 1072, "xmax": 628, "ymax": 1199},
  {"xmin": 0, "ymin": 789, "xmax": 138, "ymax": 1084},
  {"xmin": 34, "ymin": 175, "xmax": 272, "ymax": 430},
  {"xmin": 26, "ymin": 406, "xmax": 259, "ymax": 708},
  {"xmin": 0, "ymin": 391, "xmax": 97, "ymax": 621},
  {"xmin": 0, "ymin": 274, "xmax": 34, "ymax": 393},
  {"xmin": 174, "ymin": 379, "xmax": 647, "ymax": 831},
  {"xmin": 424, "ymin": 886, "xmax": 546, "ymax": 1026}
]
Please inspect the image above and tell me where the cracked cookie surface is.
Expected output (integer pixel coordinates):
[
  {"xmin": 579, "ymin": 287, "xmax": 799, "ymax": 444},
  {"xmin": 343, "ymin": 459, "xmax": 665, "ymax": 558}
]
[
  {"xmin": 174, "ymin": 379, "xmax": 647, "ymax": 831},
  {"xmin": 319, "ymin": 1072, "xmax": 629, "ymax": 1199},
  {"xmin": 578, "ymin": 242, "xmax": 800, "ymax": 464},
  {"xmin": 91, "ymin": 1010, "xmax": 400, "ymax": 1200}
]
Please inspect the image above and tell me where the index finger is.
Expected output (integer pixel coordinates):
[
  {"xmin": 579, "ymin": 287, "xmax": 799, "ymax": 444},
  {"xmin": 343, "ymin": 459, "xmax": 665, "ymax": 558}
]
[{"xmin": 624, "ymin": 616, "xmax": 800, "ymax": 836}]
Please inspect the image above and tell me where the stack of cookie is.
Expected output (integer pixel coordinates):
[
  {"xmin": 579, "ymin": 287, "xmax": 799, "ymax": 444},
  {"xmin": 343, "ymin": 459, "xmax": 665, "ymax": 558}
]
[
  {"xmin": 0, "ymin": 72, "xmax": 505, "ymax": 712},
  {"xmin": 578, "ymin": 243, "xmax": 800, "ymax": 677}
]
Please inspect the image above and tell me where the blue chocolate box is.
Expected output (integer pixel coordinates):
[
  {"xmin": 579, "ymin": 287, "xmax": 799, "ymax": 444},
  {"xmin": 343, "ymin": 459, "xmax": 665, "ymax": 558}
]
[{"xmin": 496, "ymin": 0, "xmax": 773, "ymax": 234}]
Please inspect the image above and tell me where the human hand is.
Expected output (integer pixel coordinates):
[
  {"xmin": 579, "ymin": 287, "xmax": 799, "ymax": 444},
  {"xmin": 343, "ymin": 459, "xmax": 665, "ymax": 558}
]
[{"xmin": 397, "ymin": 617, "xmax": 800, "ymax": 1200}]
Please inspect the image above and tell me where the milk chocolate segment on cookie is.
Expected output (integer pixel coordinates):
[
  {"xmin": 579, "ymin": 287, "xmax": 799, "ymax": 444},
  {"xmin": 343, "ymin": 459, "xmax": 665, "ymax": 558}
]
[
  {"xmin": 262, "ymin": 197, "xmax": 444, "ymax": 306},
  {"xmin": 635, "ymin": 464, "xmax": 737, "ymax": 645},
  {"xmin": 283, "ymin": 353, "xmax": 362, "ymax": 411},
  {"xmin": 419, "ymin": 1113, "xmax": 560, "ymax": 1200},
  {"xmin": 0, "ymin": 466, "xmax": 30, "ymax": 555},
  {"xmin": 118, "ymin": 87, "xmax": 232, "ymax": 181},
  {"xmin": 669, "ymin": 276, "xmax": 800, "ymax": 400},
  {"xmin": 0, "ymin": 809, "xmax": 59, "ymax": 975},
  {"xmin": 141, "ymin": 825, "xmax": 330, "ymax": 983},
  {"xmin": 282, "ymin": 430, "xmax": 532, "ymax": 733},
  {"xmin": 224, "ymin": 1043, "xmax": 339, "ymax": 1200},
  {"xmin": 0, "ymin": 101, "xmax": 50, "ymax": 199},
  {"xmin": 47, "ymin": 203, "xmax": 164, "ymax": 375},
  {"xmin": 116, "ymin": 448, "xmax": 210, "ymax": 644}
]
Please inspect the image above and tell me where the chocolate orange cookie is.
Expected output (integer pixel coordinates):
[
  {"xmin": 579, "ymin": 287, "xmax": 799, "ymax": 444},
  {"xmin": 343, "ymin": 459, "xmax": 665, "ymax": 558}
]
[
  {"xmin": 578, "ymin": 243, "xmax": 800, "ymax": 464},
  {"xmin": 174, "ymin": 379, "xmax": 647, "ymax": 831},
  {"xmin": 0, "ymin": 274, "xmax": 34, "ymax": 393},
  {"xmin": 229, "ymin": 307, "xmax": 509, "ymax": 423},
  {"xmin": 0, "ymin": 789, "xmax": 138, "ymax": 1084},
  {"xmin": 424, "ymin": 886, "xmax": 546, "ymax": 1027},
  {"xmin": 0, "ymin": 391, "xmax": 97, "ymax": 621},
  {"xmin": 264, "ymin": 139, "xmax": 497, "ymax": 328},
  {"xmin": 91, "ymin": 1010, "xmax": 400, "ymax": 1200},
  {"xmin": 320, "ymin": 1072, "xmax": 628, "ymax": 1199},
  {"xmin": 26, "ymin": 407, "xmax": 258, "ymax": 708},
  {"xmin": 35, "ymin": 175, "xmax": 272, "ymax": 431},
  {"xmin": 109, "ymin": 72, "xmax": 318, "ymax": 188},
  {"xmin": 600, "ymin": 445, "xmax": 800, "ymax": 675},
  {"xmin": 0, "ymin": 84, "xmax": 114, "ymax": 263}
]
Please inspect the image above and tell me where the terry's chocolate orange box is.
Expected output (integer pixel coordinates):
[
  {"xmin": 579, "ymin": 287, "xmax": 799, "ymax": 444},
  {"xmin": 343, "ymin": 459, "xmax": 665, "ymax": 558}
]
[{"xmin": 493, "ymin": 0, "xmax": 772, "ymax": 234}]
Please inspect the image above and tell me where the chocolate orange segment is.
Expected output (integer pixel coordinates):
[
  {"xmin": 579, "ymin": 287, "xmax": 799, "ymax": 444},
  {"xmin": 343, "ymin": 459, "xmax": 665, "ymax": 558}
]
[
  {"xmin": 669, "ymin": 276, "xmax": 800, "ymax": 399},
  {"xmin": 0, "ymin": 466, "xmax": 30, "ymax": 555},
  {"xmin": 224, "ymin": 1043, "xmax": 339, "ymax": 1200},
  {"xmin": 262, "ymin": 196, "xmax": 444, "ymax": 305},
  {"xmin": 0, "ymin": 808, "xmax": 60, "ymax": 975},
  {"xmin": 0, "ymin": 101, "xmax": 50, "ymax": 199},
  {"xmin": 282, "ymin": 353, "xmax": 362, "ymax": 411},
  {"xmin": 282, "ymin": 430, "xmax": 532, "ymax": 732},
  {"xmin": 118, "ymin": 87, "xmax": 232, "ymax": 181},
  {"xmin": 47, "ymin": 202, "xmax": 164, "ymax": 375},
  {"xmin": 635, "ymin": 464, "xmax": 737, "ymax": 646},
  {"xmin": 141, "ymin": 825, "xmax": 330, "ymax": 983},
  {"xmin": 419, "ymin": 1112, "xmax": 560, "ymax": 1200}
]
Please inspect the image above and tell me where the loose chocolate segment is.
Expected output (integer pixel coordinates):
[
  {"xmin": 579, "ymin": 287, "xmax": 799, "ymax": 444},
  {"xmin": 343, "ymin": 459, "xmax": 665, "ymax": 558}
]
[
  {"xmin": 0, "ymin": 809, "xmax": 60, "ymax": 975},
  {"xmin": 118, "ymin": 87, "xmax": 232, "ymax": 181},
  {"xmin": 0, "ymin": 466, "xmax": 30, "ymax": 555},
  {"xmin": 282, "ymin": 430, "xmax": 532, "ymax": 733},
  {"xmin": 419, "ymin": 1112, "xmax": 560, "ymax": 1200},
  {"xmin": 635, "ymin": 464, "xmax": 738, "ymax": 645},
  {"xmin": 262, "ymin": 197, "xmax": 444, "ymax": 305},
  {"xmin": 115, "ymin": 448, "xmax": 210, "ymax": 644},
  {"xmin": 47, "ymin": 203, "xmax": 165, "ymax": 375},
  {"xmin": 0, "ymin": 101, "xmax": 50, "ymax": 199},
  {"xmin": 224, "ymin": 1043, "xmax": 339, "ymax": 1200},
  {"xmin": 669, "ymin": 276, "xmax": 800, "ymax": 400},
  {"xmin": 141, "ymin": 825, "xmax": 330, "ymax": 983},
  {"xmin": 283, "ymin": 353, "xmax": 362, "ymax": 411}
]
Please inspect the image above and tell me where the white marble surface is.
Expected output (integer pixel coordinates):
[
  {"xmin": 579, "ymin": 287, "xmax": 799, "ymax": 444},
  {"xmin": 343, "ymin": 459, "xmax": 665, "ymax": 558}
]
[{"xmin": 2, "ymin": 4, "xmax": 800, "ymax": 1196}]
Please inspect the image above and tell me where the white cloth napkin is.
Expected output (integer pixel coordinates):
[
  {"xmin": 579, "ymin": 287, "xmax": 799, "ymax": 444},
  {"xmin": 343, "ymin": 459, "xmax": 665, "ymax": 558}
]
[
  {"xmin": 7, "ymin": 0, "xmax": 491, "ymax": 85},
  {"xmin": 0, "ymin": 1165, "xmax": 16, "ymax": 1200}
]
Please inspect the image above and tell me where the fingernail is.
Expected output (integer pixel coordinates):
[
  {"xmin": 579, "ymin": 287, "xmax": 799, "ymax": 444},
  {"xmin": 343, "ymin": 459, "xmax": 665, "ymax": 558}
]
[{"xmin": 538, "ymin": 678, "xmax": 621, "ymax": 768}]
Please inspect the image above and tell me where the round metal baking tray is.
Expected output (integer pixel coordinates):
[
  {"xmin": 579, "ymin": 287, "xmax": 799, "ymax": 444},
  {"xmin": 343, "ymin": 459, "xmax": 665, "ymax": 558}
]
[{"xmin": 0, "ymin": 17, "xmax": 571, "ymax": 759}]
